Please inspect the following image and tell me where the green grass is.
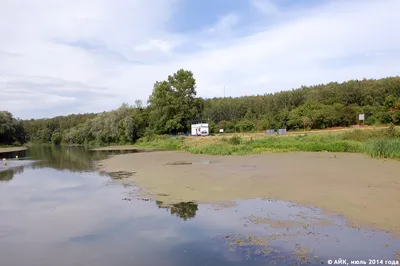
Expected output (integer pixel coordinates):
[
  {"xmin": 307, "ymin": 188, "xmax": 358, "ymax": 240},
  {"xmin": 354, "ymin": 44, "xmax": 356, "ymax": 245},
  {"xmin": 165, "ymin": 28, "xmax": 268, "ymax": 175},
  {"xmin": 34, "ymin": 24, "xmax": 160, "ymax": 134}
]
[
  {"xmin": 185, "ymin": 143, "xmax": 254, "ymax": 155},
  {"xmin": 364, "ymin": 139, "xmax": 400, "ymax": 159},
  {"xmin": 126, "ymin": 127, "xmax": 400, "ymax": 160},
  {"xmin": 135, "ymin": 135, "xmax": 184, "ymax": 150},
  {"xmin": 185, "ymin": 136, "xmax": 364, "ymax": 155},
  {"xmin": 340, "ymin": 129, "xmax": 390, "ymax": 141},
  {"xmin": 185, "ymin": 128, "xmax": 400, "ymax": 159}
]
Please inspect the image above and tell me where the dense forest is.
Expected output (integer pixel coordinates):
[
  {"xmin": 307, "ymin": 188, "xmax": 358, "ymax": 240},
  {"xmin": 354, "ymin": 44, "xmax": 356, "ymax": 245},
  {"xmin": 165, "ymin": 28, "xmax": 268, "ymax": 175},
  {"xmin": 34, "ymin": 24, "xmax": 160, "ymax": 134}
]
[
  {"xmin": 0, "ymin": 111, "xmax": 27, "ymax": 145},
  {"xmin": 1, "ymin": 69, "xmax": 400, "ymax": 146}
]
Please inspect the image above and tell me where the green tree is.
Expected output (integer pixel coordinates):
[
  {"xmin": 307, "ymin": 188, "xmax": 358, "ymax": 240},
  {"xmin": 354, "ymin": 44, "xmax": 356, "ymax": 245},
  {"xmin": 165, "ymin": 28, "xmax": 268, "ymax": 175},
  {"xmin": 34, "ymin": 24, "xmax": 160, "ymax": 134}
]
[
  {"xmin": 235, "ymin": 120, "xmax": 256, "ymax": 132},
  {"xmin": 384, "ymin": 95, "xmax": 398, "ymax": 110},
  {"xmin": 51, "ymin": 132, "xmax": 62, "ymax": 145},
  {"xmin": 123, "ymin": 116, "xmax": 136, "ymax": 142},
  {"xmin": 148, "ymin": 69, "xmax": 203, "ymax": 134},
  {"xmin": 0, "ymin": 111, "xmax": 27, "ymax": 145},
  {"xmin": 3, "ymin": 76, "xmax": 399, "ymax": 146}
]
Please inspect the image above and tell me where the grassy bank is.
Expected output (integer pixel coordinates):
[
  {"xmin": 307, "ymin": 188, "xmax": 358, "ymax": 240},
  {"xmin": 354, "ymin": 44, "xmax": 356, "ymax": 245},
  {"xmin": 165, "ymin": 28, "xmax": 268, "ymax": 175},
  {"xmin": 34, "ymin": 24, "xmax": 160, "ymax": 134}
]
[
  {"xmin": 135, "ymin": 136, "xmax": 184, "ymax": 150},
  {"xmin": 134, "ymin": 126, "xmax": 400, "ymax": 159},
  {"xmin": 185, "ymin": 137, "xmax": 364, "ymax": 155}
]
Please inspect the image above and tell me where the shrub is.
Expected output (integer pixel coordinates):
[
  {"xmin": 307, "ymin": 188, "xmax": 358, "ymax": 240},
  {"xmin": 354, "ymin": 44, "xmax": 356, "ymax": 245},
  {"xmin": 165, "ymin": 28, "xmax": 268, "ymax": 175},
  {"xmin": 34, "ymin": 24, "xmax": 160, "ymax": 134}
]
[
  {"xmin": 376, "ymin": 112, "xmax": 392, "ymax": 124},
  {"xmin": 235, "ymin": 120, "xmax": 256, "ymax": 132},
  {"xmin": 385, "ymin": 123, "xmax": 399, "ymax": 138},
  {"xmin": 142, "ymin": 127, "xmax": 156, "ymax": 141},
  {"xmin": 365, "ymin": 115, "xmax": 377, "ymax": 125},
  {"xmin": 228, "ymin": 135, "xmax": 243, "ymax": 145},
  {"xmin": 224, "ymin": 121, "xmax": 236, "ymax": 133},
  {"xmin": 341, "ymin": 129, "xmax": 383, "ymax": 141},
  {"xmin": 392, "ymin": 110, "xmax": 400, "ymax": 124}
]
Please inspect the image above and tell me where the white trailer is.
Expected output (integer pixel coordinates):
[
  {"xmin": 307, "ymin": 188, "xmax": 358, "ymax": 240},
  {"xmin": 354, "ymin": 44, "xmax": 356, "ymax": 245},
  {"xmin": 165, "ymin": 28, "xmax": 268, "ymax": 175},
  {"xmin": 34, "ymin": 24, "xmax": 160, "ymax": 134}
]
[{"xmin": 191, "ymin": 123, "xmax": 209, "ymax": 136}]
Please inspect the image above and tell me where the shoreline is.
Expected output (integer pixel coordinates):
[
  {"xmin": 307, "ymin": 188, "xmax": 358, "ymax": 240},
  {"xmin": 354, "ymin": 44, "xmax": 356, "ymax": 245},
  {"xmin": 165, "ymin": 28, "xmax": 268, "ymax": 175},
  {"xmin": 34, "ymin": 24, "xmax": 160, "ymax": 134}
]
[
  {"xmin": 0, "ymin": 146, "xmax": 28, "ymax": 153},
  {"xmin": 91, "ymin": 145, "xmax": 165, "ymax": 151},
  {"xmin": 97, "ymin": 150, "xmax": 400, "ymax": 235}
]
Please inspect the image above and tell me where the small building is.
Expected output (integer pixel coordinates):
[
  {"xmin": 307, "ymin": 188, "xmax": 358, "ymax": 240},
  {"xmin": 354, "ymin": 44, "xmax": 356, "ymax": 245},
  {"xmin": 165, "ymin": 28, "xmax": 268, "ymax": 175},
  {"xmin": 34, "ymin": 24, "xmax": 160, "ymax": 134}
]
[
  {"xmin": 191, "ymin": 123, "xmax": 209, "ymax": 136},
  {"xmin": 278, "ymin": 128, "xmax": 287, "ymax": 135},
  {"xmin": 266, "ymin": 129, "xmax": 275, "ymax": 135}
]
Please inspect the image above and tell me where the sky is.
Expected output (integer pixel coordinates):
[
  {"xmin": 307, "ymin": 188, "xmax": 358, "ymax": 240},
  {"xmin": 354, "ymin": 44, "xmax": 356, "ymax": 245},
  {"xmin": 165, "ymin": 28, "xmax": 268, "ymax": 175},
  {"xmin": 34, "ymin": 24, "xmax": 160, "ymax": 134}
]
[{"xmin": 0, "ymin": 0, "xmax": 399, "ymax": 119}]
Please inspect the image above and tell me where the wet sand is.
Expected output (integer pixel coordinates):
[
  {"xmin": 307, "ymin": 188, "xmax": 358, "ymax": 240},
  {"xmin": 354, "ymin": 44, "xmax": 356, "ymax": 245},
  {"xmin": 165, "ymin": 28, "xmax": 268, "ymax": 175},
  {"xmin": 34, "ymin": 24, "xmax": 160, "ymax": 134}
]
[
  {"xmin": 0, "ymin": 147, "xmax": 27, "ymax": 153},
  {"xmin": 97, "ymin": 151, "xmax": 400, "ymax": 234}
]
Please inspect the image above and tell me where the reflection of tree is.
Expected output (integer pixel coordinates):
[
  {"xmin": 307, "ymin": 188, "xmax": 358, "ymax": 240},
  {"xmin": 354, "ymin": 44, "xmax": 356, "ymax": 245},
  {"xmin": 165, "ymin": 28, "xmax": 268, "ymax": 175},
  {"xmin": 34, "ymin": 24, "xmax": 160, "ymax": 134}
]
[
  {"xmin": 156, "ymin": 201, "xmax": 198, "ymax": 221},
  {"xmin": 0, "ymin": 150, "xmax": 27, "ymax": 160},
  {"xmin": 1, "ymin": 146, "xmax": 139, "ymax": 175},
  {"xmin": 0, "ymin": 166, "xmax": 24, "ymax": 182},
  {"xmin": 27, "ymin": 145, "xmax": 132, "ymax": 172}
]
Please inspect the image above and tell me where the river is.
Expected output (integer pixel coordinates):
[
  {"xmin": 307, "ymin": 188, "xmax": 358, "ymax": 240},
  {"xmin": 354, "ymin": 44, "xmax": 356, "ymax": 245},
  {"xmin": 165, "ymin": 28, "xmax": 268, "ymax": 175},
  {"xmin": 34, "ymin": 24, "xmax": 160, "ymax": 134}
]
[{"xmin": 0, "ymin": 145, "xmax": 399, "ymax": 266}]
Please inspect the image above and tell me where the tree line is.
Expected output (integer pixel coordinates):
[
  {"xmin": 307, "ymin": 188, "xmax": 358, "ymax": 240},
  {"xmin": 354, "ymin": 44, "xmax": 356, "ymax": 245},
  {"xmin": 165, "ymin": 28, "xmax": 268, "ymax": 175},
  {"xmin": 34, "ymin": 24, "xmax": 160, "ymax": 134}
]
[
  {"xmin": 1, "ymin": 69, "xmax": 400, "ymax": 146},
  {"xmin": 0, "ymin": 111, "xmax": 27, "ymax": 145}
]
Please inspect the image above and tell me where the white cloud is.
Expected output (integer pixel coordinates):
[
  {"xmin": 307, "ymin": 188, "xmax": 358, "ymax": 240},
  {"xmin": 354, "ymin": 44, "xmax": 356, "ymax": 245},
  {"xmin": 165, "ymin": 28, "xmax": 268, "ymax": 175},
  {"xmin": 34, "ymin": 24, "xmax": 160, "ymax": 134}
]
[
  {"xmin": 135, "ymin": 39, "xmax": 176, "ymax": 53},
  {"xmin": 251, "ymin": 0, "xmax": 280, "ymax": 16},
  {"xmin": 207, "ymin": 13, "xmax": 240, "ymax": 34},
  {"xmin": 0, "ymin": 0, "xmax": 399, "ymax": 118}
]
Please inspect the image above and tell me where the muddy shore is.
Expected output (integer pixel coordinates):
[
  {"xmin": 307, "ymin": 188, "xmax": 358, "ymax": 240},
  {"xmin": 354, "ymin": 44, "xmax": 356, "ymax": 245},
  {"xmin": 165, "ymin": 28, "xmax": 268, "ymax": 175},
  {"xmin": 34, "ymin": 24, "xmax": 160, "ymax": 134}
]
[
  {"xmin": 91, "ymin": 145, "xmax": 160, "ymax": 151},
  {"xmin": 97, "ymin": 151, "xmax": 400, "ymax": 234},
  {"xmin": 0, "ymin": 147, "xmax": 27, "ymax": 153}
]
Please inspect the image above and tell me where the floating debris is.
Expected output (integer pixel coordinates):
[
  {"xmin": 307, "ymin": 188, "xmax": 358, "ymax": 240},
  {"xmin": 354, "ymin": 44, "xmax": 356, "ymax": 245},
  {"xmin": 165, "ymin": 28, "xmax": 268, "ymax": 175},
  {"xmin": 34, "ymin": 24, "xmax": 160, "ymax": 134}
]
[{"xmin": 107, "ymin": 171, "xmax": 136, "ymax": 179}]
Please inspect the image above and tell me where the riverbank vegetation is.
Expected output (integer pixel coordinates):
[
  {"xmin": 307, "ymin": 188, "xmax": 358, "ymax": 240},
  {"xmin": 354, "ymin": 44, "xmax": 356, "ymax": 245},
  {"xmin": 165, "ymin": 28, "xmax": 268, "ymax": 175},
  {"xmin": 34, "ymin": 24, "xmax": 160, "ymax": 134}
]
[
  {"xmin": 132, "ymin": 125, "xmax": 400, "ymax": 159},
  {"xmin": 0, "ymin": 111, "xmax": 27, "ymax": 146},
  {"xmin": 1, "ymin": 69, "xmax": 400, "ymax": 158}
]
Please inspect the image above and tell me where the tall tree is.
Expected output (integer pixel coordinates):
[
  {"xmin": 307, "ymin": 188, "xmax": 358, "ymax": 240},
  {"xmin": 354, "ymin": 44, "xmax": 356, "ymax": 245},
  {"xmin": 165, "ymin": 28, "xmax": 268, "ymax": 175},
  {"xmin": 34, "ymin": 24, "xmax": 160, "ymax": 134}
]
[
  {"xmin": 0, "ymin": 111, "xmax": 27, "ymax": 145},
  {"xmin": 148, "ymin": 69, "xmax": 203, "ymax": 134}
]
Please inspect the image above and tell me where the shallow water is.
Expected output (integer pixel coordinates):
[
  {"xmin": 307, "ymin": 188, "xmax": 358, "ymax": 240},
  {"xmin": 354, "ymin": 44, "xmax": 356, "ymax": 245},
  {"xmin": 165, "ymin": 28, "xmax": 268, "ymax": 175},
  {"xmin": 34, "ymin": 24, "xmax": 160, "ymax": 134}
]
[{"xmin": 0, "ymin": 146, "xmax": 399, "ymax": 266}]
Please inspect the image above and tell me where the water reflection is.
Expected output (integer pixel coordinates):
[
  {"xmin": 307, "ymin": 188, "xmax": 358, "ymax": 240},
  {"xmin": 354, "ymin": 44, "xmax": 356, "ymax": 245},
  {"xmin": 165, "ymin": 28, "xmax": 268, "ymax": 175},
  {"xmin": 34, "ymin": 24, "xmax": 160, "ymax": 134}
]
[
  {"xmin": 156, "ymin": 201, "xmax": 198, "ymax": 221},
  {"xmin": 1, "ymin": 146, "xmax": 399, "ymax": 266},
  {"xmin": 27, "ymin": 145, "xmax": 124, "ymax": 172},
  {"xmin": 0, "ymin": 149, "xmax": 28, "ymax": 159},
  {"xmin": 0, "ymin": 145, "xmax": 138, "ymax": 182},
  {"xmin": 0, "ymin": 167, "xmax": 326, "ymax": 266},
  {"xmin": 0, "ymin": 165, "xmax": 24, "ymax": 182}
]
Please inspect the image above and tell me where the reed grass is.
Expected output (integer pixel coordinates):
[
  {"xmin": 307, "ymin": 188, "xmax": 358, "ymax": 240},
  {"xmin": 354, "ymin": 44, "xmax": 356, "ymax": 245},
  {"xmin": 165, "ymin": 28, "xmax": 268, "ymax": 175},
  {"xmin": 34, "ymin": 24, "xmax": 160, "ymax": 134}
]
[{"xmin": 364, "ymin": 139, "xmax": 400, "ymax": 159}]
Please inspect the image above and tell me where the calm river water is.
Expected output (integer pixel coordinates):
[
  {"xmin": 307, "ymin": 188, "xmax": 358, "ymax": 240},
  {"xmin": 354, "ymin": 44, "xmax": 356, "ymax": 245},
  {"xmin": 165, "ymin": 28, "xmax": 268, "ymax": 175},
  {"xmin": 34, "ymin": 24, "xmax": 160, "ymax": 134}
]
[{"xmin": 0, "ymin": 146, "xmax": 399, "ymax": 266}]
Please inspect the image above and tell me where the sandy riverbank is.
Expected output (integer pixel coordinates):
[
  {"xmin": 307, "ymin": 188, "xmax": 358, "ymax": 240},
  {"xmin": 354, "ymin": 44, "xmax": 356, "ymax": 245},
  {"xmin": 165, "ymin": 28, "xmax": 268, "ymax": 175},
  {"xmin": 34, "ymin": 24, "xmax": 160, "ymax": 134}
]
[
  {"xmin": 0, "ymin": 147, "xmax": 27, "ymax": 153},
  {"xmin": 97, "ymin": 151, "xmax": 400, "ymax": 234}
]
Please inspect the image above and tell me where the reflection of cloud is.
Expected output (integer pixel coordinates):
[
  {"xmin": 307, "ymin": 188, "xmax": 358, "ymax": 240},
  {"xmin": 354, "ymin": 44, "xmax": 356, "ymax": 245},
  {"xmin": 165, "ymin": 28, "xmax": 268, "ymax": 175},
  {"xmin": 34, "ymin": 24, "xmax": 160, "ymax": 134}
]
[
  {"xmin": 1, "ymin": 165, "xmax": 399, "ymax": 266},
  {"xmin": 0, "ymin": 168, "xmax": 185, "ymax": 245},
  {"xmin": 137, "ymin": 229, "xmax": 180, "ymax": 243}
]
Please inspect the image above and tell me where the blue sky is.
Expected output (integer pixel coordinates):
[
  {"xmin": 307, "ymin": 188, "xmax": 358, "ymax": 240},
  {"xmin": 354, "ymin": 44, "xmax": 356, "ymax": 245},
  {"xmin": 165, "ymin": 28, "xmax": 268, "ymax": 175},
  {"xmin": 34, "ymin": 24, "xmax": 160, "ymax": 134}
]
[
  {"xmin": 170, "ymin": 0, "xmax": 324, "ymax": 33},
  {"xmin": 0, "ymin": 0, "xmax": 399, "ymax": 119}
]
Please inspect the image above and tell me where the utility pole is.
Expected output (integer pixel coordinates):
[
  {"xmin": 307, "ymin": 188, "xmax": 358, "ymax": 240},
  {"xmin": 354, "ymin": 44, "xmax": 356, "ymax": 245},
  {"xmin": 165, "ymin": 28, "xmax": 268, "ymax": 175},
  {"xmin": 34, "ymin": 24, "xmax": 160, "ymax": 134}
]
[{"xmin": 224, "ymin": 85, "xmax": 225, "ymax": 98}]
